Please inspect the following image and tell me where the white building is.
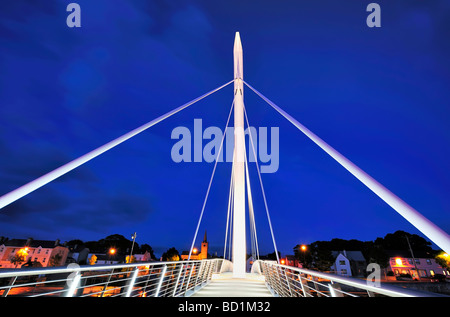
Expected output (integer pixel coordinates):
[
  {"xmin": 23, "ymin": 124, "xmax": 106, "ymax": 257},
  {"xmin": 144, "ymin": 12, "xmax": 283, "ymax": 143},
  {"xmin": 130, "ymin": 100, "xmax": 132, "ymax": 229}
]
[
  {"xmin": 0, "ymin": 238, "xmax": 69, "ymax": 269},
  {"xmin": 330, "ymin": 250, "xmax": 367, "ymax": 277},
  {"xmin": 331, "ymin": 252, "xmax": 352, "ymax": 277}
]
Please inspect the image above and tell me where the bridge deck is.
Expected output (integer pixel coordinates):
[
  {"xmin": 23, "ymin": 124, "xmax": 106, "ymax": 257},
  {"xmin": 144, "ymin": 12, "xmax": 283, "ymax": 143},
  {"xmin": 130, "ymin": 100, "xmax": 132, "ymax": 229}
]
[{"xmin": 190, "ymin": 273, "xmax": 273, "ymax": 297}]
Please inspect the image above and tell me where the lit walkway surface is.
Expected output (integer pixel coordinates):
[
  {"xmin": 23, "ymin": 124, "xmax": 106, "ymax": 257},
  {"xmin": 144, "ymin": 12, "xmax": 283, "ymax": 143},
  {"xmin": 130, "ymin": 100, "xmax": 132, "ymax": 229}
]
[{"xmin": 190, "ymin": 273, "xmax": 273, "ymax": 297}]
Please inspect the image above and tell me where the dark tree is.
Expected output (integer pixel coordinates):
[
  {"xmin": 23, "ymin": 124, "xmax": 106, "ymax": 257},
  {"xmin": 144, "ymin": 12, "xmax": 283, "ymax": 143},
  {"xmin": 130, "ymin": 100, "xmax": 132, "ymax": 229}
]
[{"xmin": 161, "ymin": 247, "xmax": 180, "ymax": 261}]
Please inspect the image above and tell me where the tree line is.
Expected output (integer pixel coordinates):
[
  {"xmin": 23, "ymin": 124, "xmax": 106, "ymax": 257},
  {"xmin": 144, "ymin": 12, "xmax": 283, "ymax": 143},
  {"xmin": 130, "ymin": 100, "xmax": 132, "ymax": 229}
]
[
  {"xmin": 67, "ymin": 234, "xmax": 156, "ymax": 261},
  {"xmin": 292, "ymin": 230, "xmax": 446, "ymax": 271}
]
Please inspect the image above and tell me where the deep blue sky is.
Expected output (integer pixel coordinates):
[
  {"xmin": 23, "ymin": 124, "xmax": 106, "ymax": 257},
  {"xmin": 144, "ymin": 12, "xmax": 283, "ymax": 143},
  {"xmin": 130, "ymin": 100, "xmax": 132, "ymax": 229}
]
[{"xmin": 0, "ymin": 1, "xmax": 449, "ymax": 258}]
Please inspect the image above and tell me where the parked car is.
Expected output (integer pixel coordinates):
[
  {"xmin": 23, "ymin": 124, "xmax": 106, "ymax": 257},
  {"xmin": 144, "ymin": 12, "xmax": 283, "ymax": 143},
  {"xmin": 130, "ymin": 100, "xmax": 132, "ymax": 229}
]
[
  {"xmin": 432, "ymin": 274, "xmax": 449, "ymax": 282},
  {"xmin": 396, "ymin": 273, "xmax": 414, "ymax": 281}
]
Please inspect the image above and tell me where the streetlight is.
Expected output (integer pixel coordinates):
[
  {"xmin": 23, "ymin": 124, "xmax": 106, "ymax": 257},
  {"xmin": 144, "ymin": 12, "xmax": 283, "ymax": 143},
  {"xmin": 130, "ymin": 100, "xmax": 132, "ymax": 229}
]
[
  {"xmin": 300, "ymin": 245, "xmax": 307, "ymax": 267},
  {"xmin": 109, "ymin": 248, "xmax": 116, "ymax": 264},
  {"xmin": 129, "ymin": 232, "xmax": 137, "ymax": 264}
]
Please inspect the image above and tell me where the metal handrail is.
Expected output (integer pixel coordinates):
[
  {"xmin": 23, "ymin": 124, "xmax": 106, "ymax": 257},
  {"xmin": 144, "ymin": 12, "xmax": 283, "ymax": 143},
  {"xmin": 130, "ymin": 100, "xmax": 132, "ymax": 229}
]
[
  {"xmin": 253, "ymin": 260, "xmax": 448, "ymax": 297},
  {"xmin": 0, "ymin": 259, "xmax": 229, "ymax": 297}
]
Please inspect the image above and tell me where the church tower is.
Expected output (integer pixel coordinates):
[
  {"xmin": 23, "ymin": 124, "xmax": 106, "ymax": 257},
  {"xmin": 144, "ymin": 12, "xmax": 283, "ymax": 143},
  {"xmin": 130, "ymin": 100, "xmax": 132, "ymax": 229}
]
[{"xmin": 200, "ymin": 231, "xmax": 208, "ymax": 260}]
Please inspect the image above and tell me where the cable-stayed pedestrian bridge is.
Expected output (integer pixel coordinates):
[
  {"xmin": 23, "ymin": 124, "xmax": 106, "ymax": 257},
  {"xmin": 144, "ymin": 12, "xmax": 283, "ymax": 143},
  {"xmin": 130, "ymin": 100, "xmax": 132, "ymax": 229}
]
[{"xmin": 0, "ymin": 33, "xmax": 449, "ymax": 297}]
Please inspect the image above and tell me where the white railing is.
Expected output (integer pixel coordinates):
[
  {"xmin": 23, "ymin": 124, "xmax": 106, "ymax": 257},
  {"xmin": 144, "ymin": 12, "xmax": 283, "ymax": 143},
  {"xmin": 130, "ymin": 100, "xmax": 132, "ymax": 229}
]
[
  {"xmin": 0, "ymin": 259, "xmax": 230, "ymax": 297},
  {"xmin": 254, "ymin": 260, "xmax": 447, "ymax": 297}
]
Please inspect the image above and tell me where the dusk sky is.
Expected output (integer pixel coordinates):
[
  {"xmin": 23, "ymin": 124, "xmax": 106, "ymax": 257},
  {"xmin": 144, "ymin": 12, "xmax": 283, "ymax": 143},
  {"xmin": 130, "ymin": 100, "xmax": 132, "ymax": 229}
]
[{"xmin": 0, "ymin": 1, "xmax": 449, "ymax": 258}]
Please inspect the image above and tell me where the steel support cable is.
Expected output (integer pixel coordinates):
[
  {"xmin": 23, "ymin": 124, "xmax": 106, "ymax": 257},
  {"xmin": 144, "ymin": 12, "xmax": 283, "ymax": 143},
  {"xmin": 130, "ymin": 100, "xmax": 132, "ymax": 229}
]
[
  {"xmin": 0, "ymin": 80, "xmax": 234, "ymax": 210},
  {"xmin": 223, "ymin": 158, "xmax": 235, "ymax": 259},
  {"xmin": 225, "ymin": 160, "xmax": 235, "ymax": 261},
  {"xmin": 227, "ymin": 185, "xmax": 234, "ymax": 261},
  {"xmin": 244, "ymin": 148, "xmax": 260, "ymax": 260},
  {"xmin": 188, "ymin": 98, "xmax": 236, "ymax": 260},
  {"xmin": 243, "ymin": 103, "xmax": 280, "ymax": 263},
  {"xmin": 244, "ymin": 80, "xmax": 450, "ymax": 255}
]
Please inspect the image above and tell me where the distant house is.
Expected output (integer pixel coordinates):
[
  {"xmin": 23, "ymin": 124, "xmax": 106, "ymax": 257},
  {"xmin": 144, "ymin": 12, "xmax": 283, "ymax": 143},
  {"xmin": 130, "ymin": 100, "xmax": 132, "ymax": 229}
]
[
  {"xmin": 86, "ymin": 253, "xmax": 122, "ymax": 265},
  {"xmin": 133, "ymin": 251, "xmax": 154, "ymax": 262},
  {"xmin": 386, "ymin": 250, "xmax": 449, "ymax": 279},
  {"xmin": 280, "ymin": 255, "xmax": 301, "ymax": 268},
  {"xmin": 0, "ymin": 238, "xmax": 69, "ymax": 269},
  {"xmin": 331, "ymin": 251, "xmax": 367, "ymax": 277}
]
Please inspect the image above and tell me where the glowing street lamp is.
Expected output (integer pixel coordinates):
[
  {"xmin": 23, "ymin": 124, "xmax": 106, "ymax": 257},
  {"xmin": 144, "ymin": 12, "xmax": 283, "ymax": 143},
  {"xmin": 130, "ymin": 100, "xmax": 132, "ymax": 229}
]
[
  {"xmin": 299, "ymin": 245, "xmax": 307, "ymax": 267},
  {"xmin": 108, "ymin": 248, "xmax": 116, "ymax": 264},
  {"xmin": 18, "ymin": 247, "xmax": 29, "ymax": 258}
]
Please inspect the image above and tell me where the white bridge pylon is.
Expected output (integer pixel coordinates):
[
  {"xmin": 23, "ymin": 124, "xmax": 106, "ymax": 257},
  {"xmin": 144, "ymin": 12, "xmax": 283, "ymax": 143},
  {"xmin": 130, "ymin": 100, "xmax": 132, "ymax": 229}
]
[{"xmin": 232, "ymin": 32, "xmax": 247, "ymax": 278}]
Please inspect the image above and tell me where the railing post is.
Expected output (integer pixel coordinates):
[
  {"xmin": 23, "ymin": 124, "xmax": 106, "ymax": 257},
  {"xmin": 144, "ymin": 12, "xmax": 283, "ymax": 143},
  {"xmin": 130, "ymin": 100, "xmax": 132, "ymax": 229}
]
[
  {"xmin": 202, "ymin": 261, "xmax": 209, "ymax": 284},
  {"xmin": 195, "ymin": 261, "xmax": 204, "ymax": 289},
  {"xmin": 206, "ymin": 261, "xmax": 214, "ymax": 282},
  {"xmin": 298, "ymin": 274, "xmax": 312, "ymax": 297},
  {"xmin": 154, "ymin": 265, "xmax": 167, "ymax": 297},
  {"xmin": 123, "ymin": 267, "xmax": 139, "ymax": 297},
  {"xmin": 173, "ymin": 263, "xmax": 184, "ymax": 297},
  {"xmin": 275, "ymin": 266, "xmax": 285, "ymax": 296},
  {"xmin": 2, "ymin": 276, "xmax": 17, "ymax": 297},
  {"xmin": 184, "ymin": 263, "xmax": 195, "ymax": 295},
  {"xmin": 283, "ymin": 268, "xmax": 293, "ymax": 297},
  {"xmin": 266, "ymin": 263, "xmax": 277, "ymax": 295},
  {"xmin": 329, "ymin": 282, "xmax": 344, "ymax": 297},
  {"xmin": 65, "ymin": 272, "xmax": 81, "ymax": 297}
]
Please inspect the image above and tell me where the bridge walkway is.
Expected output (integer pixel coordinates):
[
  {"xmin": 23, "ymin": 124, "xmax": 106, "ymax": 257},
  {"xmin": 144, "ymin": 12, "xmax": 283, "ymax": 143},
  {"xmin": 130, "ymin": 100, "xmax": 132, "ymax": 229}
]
[{"xmin": 189, "ymin": 273, "xmax": 274, "ymax": 297}]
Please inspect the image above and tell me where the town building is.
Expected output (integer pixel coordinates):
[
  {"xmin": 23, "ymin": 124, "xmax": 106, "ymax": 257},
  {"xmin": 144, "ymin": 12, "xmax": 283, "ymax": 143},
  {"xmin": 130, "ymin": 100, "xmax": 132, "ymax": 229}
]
[
  {"xmin": 386, "ymin": 250, "xmax": 449, "ymax": 279},
  {"xmin": 0, "ymin": 238, "xmax": 69, "ymax": 269},
  {"xmin": 86, "ymin": 253, "xmax": 122, "ymax": 265},
  {"xmin": 330, "ymin": 250, "xmax": 367, "ymax": 277},
  {"xmin": 181, "ymin": 231, "xmax": 208, "ymax": 260},
  {"xmin": 132, "ymin": 251, "xmax": 154, "ymax": 262},
  {"xmin": 281, "ymin": 255, "xmax": 301, "ymax": 268}
]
